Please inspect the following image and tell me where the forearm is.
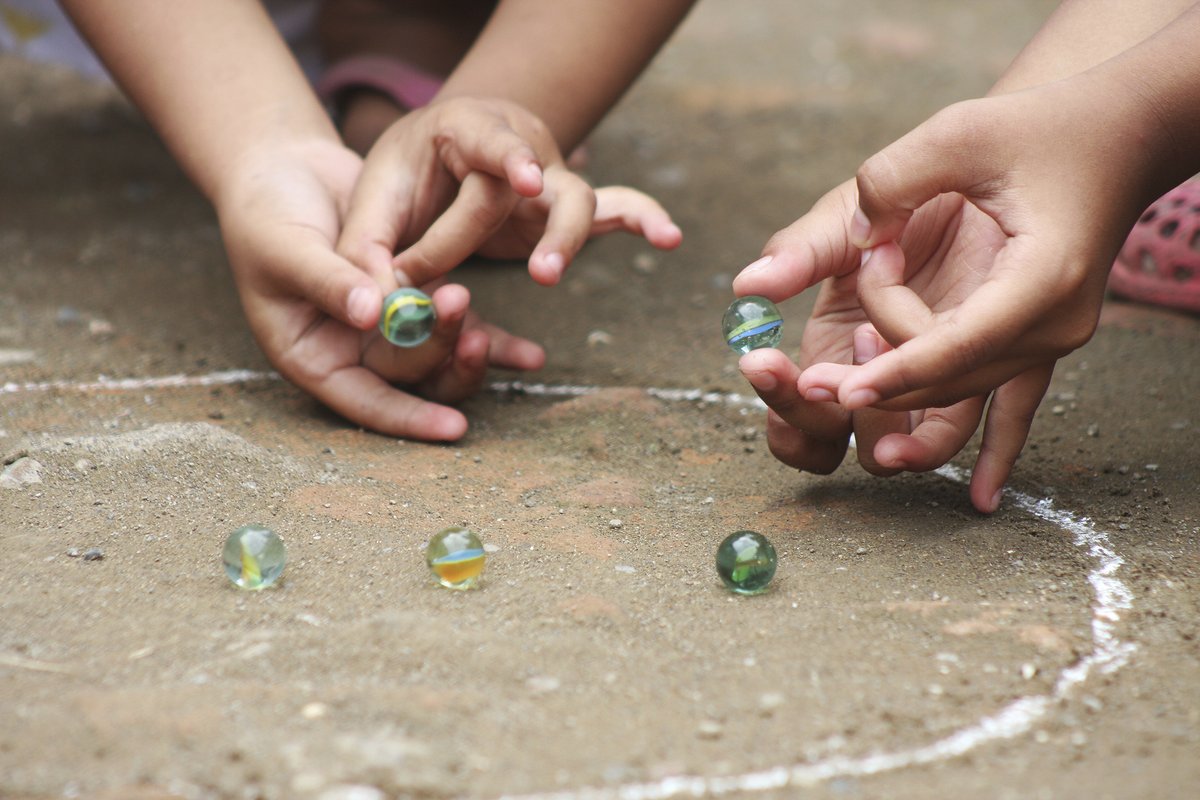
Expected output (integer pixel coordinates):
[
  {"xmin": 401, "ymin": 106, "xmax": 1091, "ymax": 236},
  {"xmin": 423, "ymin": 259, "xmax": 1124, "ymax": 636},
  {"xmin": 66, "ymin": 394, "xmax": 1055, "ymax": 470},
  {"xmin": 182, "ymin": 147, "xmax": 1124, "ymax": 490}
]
[
  {"xmin": 1096, "ymin": 3, "xmax": 1200, "ymax": 191},
  {"xmin": 437, "ymin": 0, "xmax": 695, "ymax": 150},
  {"xmin": 992, "ymin": 0, "xmax": 1196, "ymax": 93},
  {"xmin": 59, "ymin": 0, "xmax": 339, "ymax": 205}
]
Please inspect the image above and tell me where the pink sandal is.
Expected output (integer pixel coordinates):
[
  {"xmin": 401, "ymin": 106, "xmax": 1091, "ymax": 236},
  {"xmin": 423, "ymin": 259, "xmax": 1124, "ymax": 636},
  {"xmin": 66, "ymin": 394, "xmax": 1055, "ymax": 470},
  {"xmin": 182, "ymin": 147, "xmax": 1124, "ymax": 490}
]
[
  {"xmin": 316, "ymin": 55, "xmax": 444, "ymax": 112},
  {"xmin": 316, "ymin": 54, "xmax": 590, "ymax": 168},
  {"xmin": 1109, "ymin": 179, "xmax": 1200, "ymax": 313}
]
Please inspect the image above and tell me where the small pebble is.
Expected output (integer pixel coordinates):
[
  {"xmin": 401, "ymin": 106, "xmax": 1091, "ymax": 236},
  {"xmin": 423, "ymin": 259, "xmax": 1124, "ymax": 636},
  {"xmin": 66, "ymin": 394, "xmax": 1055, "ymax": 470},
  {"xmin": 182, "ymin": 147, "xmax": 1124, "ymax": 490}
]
[
  {"xmin": 82, "ymin": 548, "xmax": 104, "ymax": 561},
  {"xmin": 587, "ymin": 330, "xmax": 613, "ymax": 347},
  {"xmin": 608, "ymin": 519, "xmax": 623, "ymax": 529},
  {"xmin": 526, "ymin": 676, "xmax": 561, "ymax": 694},
  {"xmin": 0, "ymin": 348, "xmax": 37, "ymax": 367},
  {"xmin": 1020, "ymin": 663, "xmax": 1038, "ymax": 680},
  {"xmin": 317, "ymin": 787, "xmax": 386, "ymax": 800},
  {"xmin": 88, "ymin": 319, "xmax": 115, "ymax": 338},
  {"xmin": 758, "ymin": 692, "xmax": 785, "ymax": 715},
  {"xmin": 301, "ymin": 702, "xmax": 329, "ymax": 720},
  {"xmin": 1, "ymin": 457, "xmax": 43, "ymax": 489},
  {"xmin": 696, "ymin": 720, "xmax": 723, "ymax": 740},
  {"xmin": 55, "ymin": 306, "xmax": 83, "ymax": 325},
  {"xmin": 632, "ymin": 253, "xmax": 658, "ymax": 274}
]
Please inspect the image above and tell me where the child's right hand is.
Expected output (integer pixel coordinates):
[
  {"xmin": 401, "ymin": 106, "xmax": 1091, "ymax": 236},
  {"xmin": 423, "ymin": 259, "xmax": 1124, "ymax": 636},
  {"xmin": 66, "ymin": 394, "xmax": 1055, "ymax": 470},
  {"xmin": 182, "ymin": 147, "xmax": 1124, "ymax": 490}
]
[
  {"xmin": 335, "ymin": 96, "xmax": 682, "ymax": 289},
  {"xmin": 217, "ymin": 139, "xmax": 544, "ymax": 441},
  {"xmin": 735, "ymin": 60, "xmax": 1195, "ymax": 511}
]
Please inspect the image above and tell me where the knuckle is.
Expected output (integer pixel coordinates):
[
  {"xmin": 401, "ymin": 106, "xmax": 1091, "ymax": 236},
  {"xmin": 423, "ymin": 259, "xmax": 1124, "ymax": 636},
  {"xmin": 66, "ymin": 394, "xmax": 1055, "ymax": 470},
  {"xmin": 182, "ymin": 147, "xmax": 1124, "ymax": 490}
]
[{"xmin": 855, "ymin": 150, "xmax": 905, "ymax": 215}]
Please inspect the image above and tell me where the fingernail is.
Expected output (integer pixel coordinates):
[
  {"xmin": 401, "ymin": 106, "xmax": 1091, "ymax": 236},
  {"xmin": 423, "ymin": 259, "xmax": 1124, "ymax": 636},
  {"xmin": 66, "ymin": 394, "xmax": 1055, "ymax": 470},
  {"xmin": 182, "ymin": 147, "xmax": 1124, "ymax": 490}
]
[
  {"xmin": 990, "ymin": 489, "xmax": 1004, "ymax": 512},
  {"xmin": 392, "ymin": 269, "xmax": 414, "ymax": 288},
  {"xmin": 347, "ymin": 286, "xmax": 376, "ymax": 327},
  {"xmin": 860, "ymin": 246, "xmax": 875, "ymax": 267},
  {"xmin": 744, "ymin": 369, "xmax": 777, "ymax": 393},
  {"xmin": 543, "ymin": 251, "xmax": 565, "ymax": 279},
  {"xmin": 803, "ymin": 387, "xmax": 837, "ymax": 403},
  {"xmin": 737, "ymin": 255, "xmax": 773, "ymax": 277},
  {"xmin": 851, "ymin": 207, "xmax": 871, "ymax": 247},
  {"xmin": 845, "ymin": 387, "xmax": 881, "ymax": 409},
  {"xmin": 853, "ymin": 330, "xmax": 880, "ymax": 365}
]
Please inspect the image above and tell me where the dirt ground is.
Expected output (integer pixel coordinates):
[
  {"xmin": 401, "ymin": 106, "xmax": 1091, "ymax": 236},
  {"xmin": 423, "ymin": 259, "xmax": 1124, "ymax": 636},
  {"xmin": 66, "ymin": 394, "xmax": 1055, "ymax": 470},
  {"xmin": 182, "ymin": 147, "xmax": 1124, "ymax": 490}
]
[{"xmin": 2, "ymin": 2, "xmax": 1198, "ymax": 799}]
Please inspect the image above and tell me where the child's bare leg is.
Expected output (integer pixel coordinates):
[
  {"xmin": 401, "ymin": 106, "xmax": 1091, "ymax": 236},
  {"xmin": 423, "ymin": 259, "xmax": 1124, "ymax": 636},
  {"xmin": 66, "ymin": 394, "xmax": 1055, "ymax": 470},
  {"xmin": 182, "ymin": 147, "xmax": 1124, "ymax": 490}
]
[{"xmin": 317, "ymin": 0, "xmax": 496, "ymax": 154}]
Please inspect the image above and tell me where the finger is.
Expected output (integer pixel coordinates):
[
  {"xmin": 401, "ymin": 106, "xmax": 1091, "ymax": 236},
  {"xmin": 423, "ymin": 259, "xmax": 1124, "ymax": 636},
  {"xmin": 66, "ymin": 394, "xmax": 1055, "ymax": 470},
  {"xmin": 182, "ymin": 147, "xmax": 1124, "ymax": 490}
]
[
  {"xmin": 310, "ymin": 364, "xmax": 469, "ymax": 441},
  {"xmin": 392, "ymin": 171, "xmax": 518, "ymax": 285},
  {"xmin": 838, "ymin": 259, "xmax": 1070, "ymax": 410},
  {"xmin": 256, "ymin": 232, "xmax": 384, "ymax": 331},
  {"xmin": 417, "ymin": 327, "xmax": 492, "ymax": 405},
  {"xmin": 527, "ymin": 171, "xmax": 596, "ymax": 286},
  {"xmin": 765, "ymin": 409, "xmax": 849, "ymax": 475},
  {"xmin": 969, "ymin": 363, "xmax": 1054, "ymax": 514},
  {"xmin": 337, "ymin": 151, "xmax": 423, "ymax": 288},
  {"xmin": 831, "ymin": 345, "xmax": 1046, "ymax": 412},
  {"xmin": 365, "ymin": 283, "xmax": 470, "ymax": 384},
  {"xmin": 800, "ymin": 350, "xmax": 1044, "ymax": 413},
  {"xmin": 851, "ymin": 100, "xmax": 997, "ymax": 248},
  {"xmin": 589, "ymin": 186, "xmax": 683, "ymax": 249},
  {"xmin": 464, "ymin": 314, "xmax": 546, "ymax": 371},
  {"xmin": 436, "ymin": 100, "xmax": 545, "ymax": 195},
  {"xmin": 871, "ymin": 397, "xmax": 985, "ymax": 472},
  {"xmin": 732, "ymin": 180, "xmax": 860, "ymax": 301},
  {"xmin": 739, "ymin": 349, "xmax": 850, "ymax": 473},
  {"xmin": 855, "ymin": 240, "xmax": 936, "ymax": 344},
  {"xmin": 846, "ymin": 326, "xmax": 911, "ymax": 477}
]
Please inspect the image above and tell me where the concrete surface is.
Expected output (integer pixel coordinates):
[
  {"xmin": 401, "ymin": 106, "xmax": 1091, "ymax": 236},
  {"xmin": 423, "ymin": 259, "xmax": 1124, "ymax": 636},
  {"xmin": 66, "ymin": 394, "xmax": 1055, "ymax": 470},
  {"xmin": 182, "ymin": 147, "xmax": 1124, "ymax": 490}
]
[{"xmin": 2, "ymin": 2, "xmax": 1198, "ymax": 799}]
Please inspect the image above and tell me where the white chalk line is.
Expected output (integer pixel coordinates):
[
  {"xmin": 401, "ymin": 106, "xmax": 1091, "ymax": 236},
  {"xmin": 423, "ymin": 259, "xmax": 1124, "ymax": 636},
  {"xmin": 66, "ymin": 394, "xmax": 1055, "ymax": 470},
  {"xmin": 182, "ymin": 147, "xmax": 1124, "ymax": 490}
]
[
  {"xmin": 2, "ymin": 372, "xmax": 767, "ymax": 409},
  {"xmin": 1, "ymin": 369, "xmax": 280, "ymax": 395},
  {"xmin": 497, "ymin": 465, "xmax": 1136, "ymax": 800},
  {"xmin": 1, "ymin": 370, "xmax": 1135, "ymax": 796}
]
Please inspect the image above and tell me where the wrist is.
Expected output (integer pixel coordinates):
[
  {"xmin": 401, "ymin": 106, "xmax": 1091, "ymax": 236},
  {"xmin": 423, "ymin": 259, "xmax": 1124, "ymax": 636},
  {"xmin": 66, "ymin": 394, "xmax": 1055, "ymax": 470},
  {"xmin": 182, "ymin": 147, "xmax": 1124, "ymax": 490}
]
[{"xmin": 211, "ymin": 136, "xmax": 356, "ymax": 215}]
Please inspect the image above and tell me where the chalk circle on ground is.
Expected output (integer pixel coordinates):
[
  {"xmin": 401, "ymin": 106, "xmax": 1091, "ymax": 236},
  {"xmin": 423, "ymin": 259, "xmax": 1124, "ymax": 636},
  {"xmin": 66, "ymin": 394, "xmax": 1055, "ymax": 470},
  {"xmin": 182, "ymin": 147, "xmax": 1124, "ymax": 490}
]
[{"xmin": 3, "ymin": 371, "xmax": 1136, "ymax": 799}]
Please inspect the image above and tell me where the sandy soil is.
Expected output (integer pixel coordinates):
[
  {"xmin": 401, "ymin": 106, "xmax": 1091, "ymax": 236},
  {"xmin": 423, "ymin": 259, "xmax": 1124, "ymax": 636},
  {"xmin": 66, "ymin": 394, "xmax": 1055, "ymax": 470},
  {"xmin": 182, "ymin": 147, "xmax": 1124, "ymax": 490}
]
[{"xmin": 2, "ymin": 2, "xmax": 1198, "ymax": 799}]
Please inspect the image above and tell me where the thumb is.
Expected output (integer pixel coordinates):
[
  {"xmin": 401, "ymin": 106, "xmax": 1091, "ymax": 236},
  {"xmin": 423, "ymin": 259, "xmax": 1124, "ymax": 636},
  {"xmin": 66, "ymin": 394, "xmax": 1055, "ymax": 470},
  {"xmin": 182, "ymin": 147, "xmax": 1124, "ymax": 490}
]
[
  {"xmin": 266, "ymin": 236, "xmax": 385, "ymax": 330},
  {"xmin": 852, "ymin": 99, "xmax": 1000, "ymax": 249}
]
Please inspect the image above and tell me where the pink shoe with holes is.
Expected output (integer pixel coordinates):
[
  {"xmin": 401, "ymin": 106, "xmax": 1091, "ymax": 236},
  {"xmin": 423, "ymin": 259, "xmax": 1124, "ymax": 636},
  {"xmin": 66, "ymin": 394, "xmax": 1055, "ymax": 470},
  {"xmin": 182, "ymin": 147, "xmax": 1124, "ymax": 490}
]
[{"xmin": 1109, "ymin": 179, "xmax": 1200, "ymax": 313}]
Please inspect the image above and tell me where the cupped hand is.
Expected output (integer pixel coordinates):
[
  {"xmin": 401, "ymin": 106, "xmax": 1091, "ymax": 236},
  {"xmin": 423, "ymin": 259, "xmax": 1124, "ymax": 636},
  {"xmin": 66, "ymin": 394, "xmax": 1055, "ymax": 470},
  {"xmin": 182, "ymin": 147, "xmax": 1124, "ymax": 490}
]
[
  {"xmin": 335, "ymin": 96, "xmax": 681, "ymax": 289},
  {"xmin": 217, "ymin": 139, "xmax": 543, "ymax": 441},
  {"xmin": 733, "ymin": 177, "xmax": 1053, "ymax": 512},
  {"xmin": 803, "ymin": 80, "xmax": 1161, "ymax": 413}
]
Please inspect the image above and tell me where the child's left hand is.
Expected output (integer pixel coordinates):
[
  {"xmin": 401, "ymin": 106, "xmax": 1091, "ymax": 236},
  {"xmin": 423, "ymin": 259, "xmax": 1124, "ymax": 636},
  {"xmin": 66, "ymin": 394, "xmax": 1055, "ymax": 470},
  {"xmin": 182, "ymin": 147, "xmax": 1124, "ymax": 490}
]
[{"xmin": 335, "ymin": 96, "xmax": 682, "ymax": 289}]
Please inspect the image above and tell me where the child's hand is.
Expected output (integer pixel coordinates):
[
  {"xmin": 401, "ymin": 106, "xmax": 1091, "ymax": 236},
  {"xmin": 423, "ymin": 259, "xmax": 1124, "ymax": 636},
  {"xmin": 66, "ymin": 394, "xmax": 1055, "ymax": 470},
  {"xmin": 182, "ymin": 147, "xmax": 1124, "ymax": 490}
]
[
  {"xmin": 336, "ymin": 97, "xmax": 681, "ymax": 289},
  {"xmin": 799, "ymin": 84, "xmax": 1152, "ymax": 418},
  {"xmin": 733, "ymin": 178, "xmax": 1053, "ymax": 512},
  {"xmin": 217, "ymin": 140, "xmax": 543, "ymax": 441}
]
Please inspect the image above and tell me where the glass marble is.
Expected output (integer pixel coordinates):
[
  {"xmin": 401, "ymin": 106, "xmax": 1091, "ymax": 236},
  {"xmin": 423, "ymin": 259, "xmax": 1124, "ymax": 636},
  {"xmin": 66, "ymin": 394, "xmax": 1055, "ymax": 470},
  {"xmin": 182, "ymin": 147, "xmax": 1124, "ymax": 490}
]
[
  {"xmin": 223, "ymin": 525, "xmax": 286, "ymax": 590},
  {"xmin": 379, "ymin": 287, "xmax": 436, "ymax": 347},
  {"xmin": 722, "ymin": 296, "xmax": 783, "ymax": 354},
  {"xmin": 426, "ymin": 526, "xmax": 486, "ymax": 590},
  {"xmin": 715, "ymin": 530, "xmax": 777, "ymax": 595}
]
